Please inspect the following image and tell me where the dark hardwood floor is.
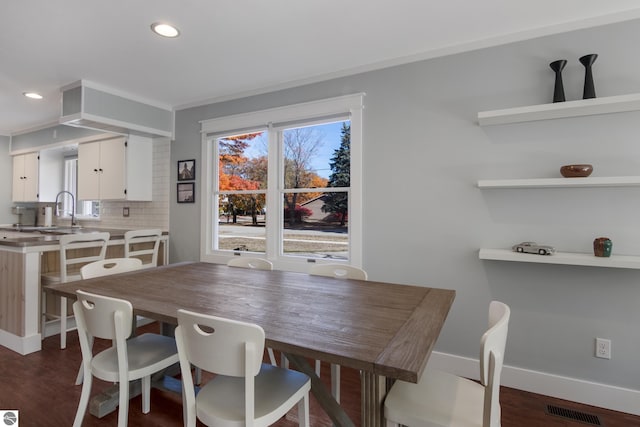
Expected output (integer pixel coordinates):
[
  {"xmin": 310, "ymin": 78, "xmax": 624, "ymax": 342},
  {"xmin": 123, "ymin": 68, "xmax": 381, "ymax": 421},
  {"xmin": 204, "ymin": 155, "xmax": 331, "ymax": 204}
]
[{"xmin": 2, "ymin": 323, "xmax": 638, "ymax": 426}]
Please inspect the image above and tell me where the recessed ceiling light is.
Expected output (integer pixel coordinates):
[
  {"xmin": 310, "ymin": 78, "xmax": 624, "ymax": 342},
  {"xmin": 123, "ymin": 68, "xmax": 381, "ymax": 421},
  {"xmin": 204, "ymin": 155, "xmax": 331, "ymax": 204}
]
[
  {"xmin": 151, "ymin": 22, "xmax": 180, "ymax": 38},
  {"xmin": 23, "ymin": 92, "xmax": 43, "ymax": 100}
]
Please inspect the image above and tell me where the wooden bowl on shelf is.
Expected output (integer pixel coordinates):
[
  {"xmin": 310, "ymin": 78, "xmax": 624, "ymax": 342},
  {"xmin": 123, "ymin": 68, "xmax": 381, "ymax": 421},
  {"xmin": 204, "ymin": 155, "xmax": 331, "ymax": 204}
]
[{"xmin": 560, "ymin": 164, "xmax": 593, "ymax": 178}]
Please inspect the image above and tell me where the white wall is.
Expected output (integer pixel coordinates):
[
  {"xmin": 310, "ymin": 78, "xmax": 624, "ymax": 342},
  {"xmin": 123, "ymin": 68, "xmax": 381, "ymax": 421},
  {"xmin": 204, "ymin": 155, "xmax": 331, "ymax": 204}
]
[
  {"xmin": 171, "ymin": 19, "xmax": 640, "ymax": 412},
  {"xmin": 0, "ymin": 136, "xmax": 12, "ymax": 224}
]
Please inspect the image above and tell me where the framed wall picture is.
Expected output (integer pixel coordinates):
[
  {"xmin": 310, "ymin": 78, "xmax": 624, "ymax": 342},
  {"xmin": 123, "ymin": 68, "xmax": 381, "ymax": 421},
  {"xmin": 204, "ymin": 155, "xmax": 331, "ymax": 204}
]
[
  {"xmin": 177, "ymin": 182, "xmax": 195, "ymax": 203},
  {"xmin": 177, "ymin": 159, "xmax": 195, "ymax": 181}
]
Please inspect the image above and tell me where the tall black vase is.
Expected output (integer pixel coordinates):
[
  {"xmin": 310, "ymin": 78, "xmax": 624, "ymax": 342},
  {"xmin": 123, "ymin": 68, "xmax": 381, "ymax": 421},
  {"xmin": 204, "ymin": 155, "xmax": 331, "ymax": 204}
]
[
  {"xmin": 579, "ymin": 54, "xmax": 598, "ymax": 99},
  {"xmin": 549, "ymin": 59, "xmax": 567, "ymax": 102}
]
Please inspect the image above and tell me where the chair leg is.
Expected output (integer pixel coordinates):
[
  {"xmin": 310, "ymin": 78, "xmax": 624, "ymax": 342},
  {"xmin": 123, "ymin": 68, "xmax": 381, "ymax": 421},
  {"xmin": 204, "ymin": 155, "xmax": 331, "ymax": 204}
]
[
  {"xmin": 194, "ymin": 367, "xmax": 202, "ymax": 385},
  {"xmin": 268, "ymin": 347, "xmax": 277, "ymax": 366},
  {"xmin": 142, "ymin": 375, "xmax": 151, "ymax": 414},
  {"xmin": 298, "ymin": 393, "xmax": 310, "ymax": 427},
  {"xmin": 75, "ymin": 364, "xmax": 84, "ymax": 385},
  {"xmin": 73, "ymin": 369, "xmax": 93, "ymax": 427},
  {"xmin": 330, "ymin": 363, "xmax": 341, "ymax": 403},
  {"xmin": 60, "ymin": 296, "xmax": 67, "ymax": 349},
  {"xmin": 75, "ymin": 335, "xmax": 93, "ymax": 385},
  {"xmin": 282, "ymin": 354, "xmax": 289, "ymax": 369},
  {"xmin": 118, "ymin": 377, "xmax": 129, "ymax": 427}
]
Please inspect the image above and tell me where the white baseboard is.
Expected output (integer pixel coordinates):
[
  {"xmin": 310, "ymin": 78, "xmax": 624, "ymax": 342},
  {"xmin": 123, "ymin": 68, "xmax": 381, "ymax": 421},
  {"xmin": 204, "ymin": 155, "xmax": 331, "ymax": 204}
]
[
  {"xmin": 0, "ymin": 330, "xmax": 41, "ymax": 355},
  {"xmin": 428, "ymin": 351, "xmax": 640, "ymax": 416}
]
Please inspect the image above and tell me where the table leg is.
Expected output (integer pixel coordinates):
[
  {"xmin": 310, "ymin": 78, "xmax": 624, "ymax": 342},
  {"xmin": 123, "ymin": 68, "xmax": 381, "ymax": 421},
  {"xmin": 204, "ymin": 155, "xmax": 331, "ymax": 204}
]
[
  {"xmin": 283, "ymin": 353, "xmax": 355, "ymax": 427},
  {"xmin": 360, "ymin": 372, "xmax": 391, "ymax": 427}
]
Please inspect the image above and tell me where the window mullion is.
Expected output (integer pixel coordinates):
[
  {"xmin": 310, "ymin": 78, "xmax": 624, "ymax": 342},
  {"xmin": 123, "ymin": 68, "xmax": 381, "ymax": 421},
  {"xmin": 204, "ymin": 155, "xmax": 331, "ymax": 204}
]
[{"xmin": 265, "ymin": 124, "xmax": 280, "ymax": 259}]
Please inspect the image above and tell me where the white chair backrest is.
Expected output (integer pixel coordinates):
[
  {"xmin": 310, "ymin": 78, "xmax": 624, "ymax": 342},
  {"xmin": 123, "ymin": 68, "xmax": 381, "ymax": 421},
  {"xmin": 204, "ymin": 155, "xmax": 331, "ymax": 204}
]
[
  {"xmin": 309, "ymin": 263, "xmax": 367, "ymax": 280},
  {"xmin": 58, "ymin": 232, "xmax": 110, "ymax": 282},
  {"xmin": 74, "ymin": 289, "xmax": 133, "ymax": 341},
  {"xmin": 124, "ymin": 229, "xmax": 162, "ymax": 267},
  {"xmin": 176, "ymin": 309, "xmax": 265, "ymax": 378},
  {"xmin": 480, "ymin": 300, "xmax": 510, "ymax": 427},
  {"xmin": 80, "ymin": 258, "xmax": 144, "ymax": 279},
  {"xmin": 227, "ymin": 257, "xmax": 273, "ymax": 270}
]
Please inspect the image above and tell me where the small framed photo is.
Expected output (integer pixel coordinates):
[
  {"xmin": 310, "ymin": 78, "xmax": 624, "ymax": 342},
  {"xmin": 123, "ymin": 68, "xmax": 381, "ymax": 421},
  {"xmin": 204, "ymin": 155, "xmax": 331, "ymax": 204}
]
[
  {"xmin": 177, "ymin": 159, "xmax": 195, "ymax": 181},
  {"xmin": 177, "ymin": 182, "xmax": 195, "ymax": 203}
]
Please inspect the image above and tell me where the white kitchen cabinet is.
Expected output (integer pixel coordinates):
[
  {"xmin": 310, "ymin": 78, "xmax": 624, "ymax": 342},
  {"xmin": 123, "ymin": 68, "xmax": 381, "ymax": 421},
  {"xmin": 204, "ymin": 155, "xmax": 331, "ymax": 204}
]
[
  {"xmin": 12, "ymin": 152, "xmax": 39, "ymax": 202},
  {"xmin": 78, "ymin": 135, "xmax": 152, "ymax": 201}
]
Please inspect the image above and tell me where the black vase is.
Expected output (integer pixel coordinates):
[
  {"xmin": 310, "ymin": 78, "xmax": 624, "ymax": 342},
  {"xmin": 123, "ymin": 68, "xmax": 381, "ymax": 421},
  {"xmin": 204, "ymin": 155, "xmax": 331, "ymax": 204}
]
[
  {"xmin": 549, "ymin": 59, "xmax": 567, "ymax": 103},
  {"xmin": 579, "ymin": 54, "xmax": 598, "ymax": 99}
]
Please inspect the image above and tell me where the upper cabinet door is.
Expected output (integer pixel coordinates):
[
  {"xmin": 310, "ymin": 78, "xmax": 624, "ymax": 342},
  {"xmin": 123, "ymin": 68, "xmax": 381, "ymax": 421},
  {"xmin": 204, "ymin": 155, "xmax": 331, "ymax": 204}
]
[
  {"xmin": 77, "ymin": 135, "xmax": 151, "ymax": 201},
  {"xmin": 77, "ymin": 141, "xmax": 102, "ymax": 200},
  {"xmin": 97, "ymin": 138, "xmax": 126, "ymax": 200},
  {"xmin": 12, "ymin": 155, "xmax": 25, "ymax": 202},
  {"xmin": 12, "ymin": 152, "xmax": 39, "ymax": 202}
]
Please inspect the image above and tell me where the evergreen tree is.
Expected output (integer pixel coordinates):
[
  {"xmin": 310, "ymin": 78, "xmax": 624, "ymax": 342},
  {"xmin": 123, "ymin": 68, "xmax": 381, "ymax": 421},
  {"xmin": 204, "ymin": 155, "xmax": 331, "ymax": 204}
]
[{"xmin": 322, "ymin": 123, "xmax": 350, "ymax": 226}]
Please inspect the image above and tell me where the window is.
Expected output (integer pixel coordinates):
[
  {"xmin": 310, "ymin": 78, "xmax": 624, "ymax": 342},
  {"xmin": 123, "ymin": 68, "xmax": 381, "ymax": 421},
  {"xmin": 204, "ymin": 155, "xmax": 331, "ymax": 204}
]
[
  {"xmin": 63, "ymin": 158, "xmax": 100, "ymax": 218},
  {"xmin": 200, "ymin": 94, "xmax": 363, "ymax": 270}
]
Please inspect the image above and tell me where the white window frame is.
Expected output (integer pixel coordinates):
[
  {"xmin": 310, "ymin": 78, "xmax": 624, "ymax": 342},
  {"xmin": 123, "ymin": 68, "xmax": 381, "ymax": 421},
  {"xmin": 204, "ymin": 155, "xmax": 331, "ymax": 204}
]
[{"xmin": 200, "ymin": 94, "xmax": 364, "ymax": 271}]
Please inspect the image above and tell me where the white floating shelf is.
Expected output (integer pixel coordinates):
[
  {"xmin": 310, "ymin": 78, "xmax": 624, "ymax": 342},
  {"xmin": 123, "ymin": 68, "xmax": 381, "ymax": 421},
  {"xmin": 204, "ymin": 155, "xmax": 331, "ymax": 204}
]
[
  {"xmin": 478, "ymin": 93, "xmax": 640, "ymax": 126},
  {"xmin": 477, "ymin": 176, "xmax": 640, "ymax": 189},
  {"xmin": 479, "ymin": 248, "xmax": 640, "ymax": 269}
]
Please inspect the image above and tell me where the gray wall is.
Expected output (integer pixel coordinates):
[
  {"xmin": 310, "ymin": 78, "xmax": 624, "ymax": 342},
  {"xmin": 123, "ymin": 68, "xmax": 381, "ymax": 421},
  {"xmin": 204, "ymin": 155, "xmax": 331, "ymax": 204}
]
[
  {"xmin": 0, "ymin": 136, "xmax": 12, "ymax": 223},
  {"xmin": 171, "ymin": 19, "xmax": 640, "ymax": 393}
]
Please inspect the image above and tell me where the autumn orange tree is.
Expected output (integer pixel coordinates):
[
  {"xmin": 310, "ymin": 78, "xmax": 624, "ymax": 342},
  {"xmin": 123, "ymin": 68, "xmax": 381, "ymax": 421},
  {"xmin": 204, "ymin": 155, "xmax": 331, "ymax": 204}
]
[
  {"xmin": 218, "ymin": 133, "xmax": 263, "ymax": 224},
  {"xmin": 218, "ymin": 130, "xmax": 328, "ymax": 225}
]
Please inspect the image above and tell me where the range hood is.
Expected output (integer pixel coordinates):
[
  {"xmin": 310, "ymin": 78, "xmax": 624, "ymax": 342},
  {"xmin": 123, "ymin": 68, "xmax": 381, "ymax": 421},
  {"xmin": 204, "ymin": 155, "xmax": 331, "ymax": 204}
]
[{"xmin": 59, "ymin": 80, "xmax": 174, "ymax": 139}]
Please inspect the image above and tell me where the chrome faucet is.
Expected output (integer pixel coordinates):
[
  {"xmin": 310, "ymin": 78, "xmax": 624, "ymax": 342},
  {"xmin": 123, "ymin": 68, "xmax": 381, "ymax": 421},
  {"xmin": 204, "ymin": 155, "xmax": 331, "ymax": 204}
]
[{"xmin": 55, "ymin": 191, "xmax": 77, "ymax": 226}]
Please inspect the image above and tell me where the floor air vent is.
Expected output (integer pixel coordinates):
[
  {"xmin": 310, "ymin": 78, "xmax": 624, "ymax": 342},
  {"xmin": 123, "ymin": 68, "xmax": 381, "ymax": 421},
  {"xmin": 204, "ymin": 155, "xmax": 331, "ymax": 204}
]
[{"xmin": 545, "ymin": 404, "xmax": 603, "ymax": 426}]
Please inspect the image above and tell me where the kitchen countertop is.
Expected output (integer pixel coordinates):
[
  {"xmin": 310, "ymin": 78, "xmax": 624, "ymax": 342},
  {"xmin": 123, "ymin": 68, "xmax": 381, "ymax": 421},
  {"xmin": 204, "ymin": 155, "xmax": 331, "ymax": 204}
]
[{"xmin": 0, "ymin": 226, "xmax": 168, "ymax": 248}]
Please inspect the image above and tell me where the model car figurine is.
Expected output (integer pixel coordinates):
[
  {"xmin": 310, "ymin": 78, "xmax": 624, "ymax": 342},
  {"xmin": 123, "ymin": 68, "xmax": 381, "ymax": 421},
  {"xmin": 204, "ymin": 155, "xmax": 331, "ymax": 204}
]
[{"xmin": 512, "ymin": 241, "xmax": 556, "ymax": 255}]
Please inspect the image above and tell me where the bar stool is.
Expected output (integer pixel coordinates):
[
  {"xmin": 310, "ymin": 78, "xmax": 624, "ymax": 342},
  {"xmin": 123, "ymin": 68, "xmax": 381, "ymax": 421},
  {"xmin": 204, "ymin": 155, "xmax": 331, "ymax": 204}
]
[
  {"xmin": 41, "ymin": 232, "xmax": 110, "ymax": 349},
  {"xmin": 123, "ymin": 229, "xmax": 161, "ymax": 268}
]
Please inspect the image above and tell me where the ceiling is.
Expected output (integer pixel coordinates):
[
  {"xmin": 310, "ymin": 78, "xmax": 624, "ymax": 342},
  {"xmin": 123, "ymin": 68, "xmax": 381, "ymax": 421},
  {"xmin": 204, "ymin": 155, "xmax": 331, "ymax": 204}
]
[{"xmin": 2, "ymin": 1, "xmax": 640, "ymax": 136}]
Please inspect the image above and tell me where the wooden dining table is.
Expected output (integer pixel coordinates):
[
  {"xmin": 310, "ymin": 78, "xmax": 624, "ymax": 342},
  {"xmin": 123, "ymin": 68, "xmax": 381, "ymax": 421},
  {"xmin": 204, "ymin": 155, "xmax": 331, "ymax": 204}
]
[{"xmin": 46, "ymin": 261, "xmax": 455, "ymax": 427}]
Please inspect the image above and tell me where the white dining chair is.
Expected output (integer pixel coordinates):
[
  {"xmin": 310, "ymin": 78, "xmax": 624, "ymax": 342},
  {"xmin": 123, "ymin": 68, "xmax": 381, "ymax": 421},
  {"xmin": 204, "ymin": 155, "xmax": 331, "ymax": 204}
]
[
  {"xmin": 72, "ymin": 290, "xmax": 179, "ymax": 427},
  {"xmin": 309, "ymin": 263, "xmax": 367, "ymax": 403},
  {"xmin": 74, "ymin": 257, "xmax": 145, "ymax": 385},
  {"xmin": 123, "ymin": 229, "xmax": 162, "ymax": 267},
  {"xmin": 80, "ymin": 258, "xmax": 144, "ymax": 279},
  {"xmin": 384, "ymin": 301, "xmax": 511, "ymax": 427},
  {"xmin": 227, "ymin": 257, "xmax": 278, "ymax": 366},
  {"xmin": 41, "ymin": 232, "xmax": 110, "ymax": 349},
  {"xmin": 175, "ymin": 309, "xmax": 311, "ymax": 427},
  {"xmin": 227, "ymin": 257, "xmax": 273, "ymax": 271}
]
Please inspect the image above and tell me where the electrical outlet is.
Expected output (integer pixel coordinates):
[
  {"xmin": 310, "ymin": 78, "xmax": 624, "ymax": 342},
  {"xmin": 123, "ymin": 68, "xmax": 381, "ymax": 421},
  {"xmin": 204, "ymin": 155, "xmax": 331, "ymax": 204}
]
[{"xmin": 595, "ymin": 338, "xmax": 611, "ymax": 359}]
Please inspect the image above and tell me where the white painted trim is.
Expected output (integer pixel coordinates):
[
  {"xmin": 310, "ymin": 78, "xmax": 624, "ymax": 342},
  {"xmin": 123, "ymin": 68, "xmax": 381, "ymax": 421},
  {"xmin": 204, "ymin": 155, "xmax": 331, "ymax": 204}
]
[
  {"xmin": 200, "ymin": 93, "xmax": 365, "ymax": 133},
  {"xmin": 9, "ymin": 120, "xmax": 61, "ymax": 137},
  {"xmin": 199, "ymin": 130, "xmax": 214, "ymax": 261},
  {"xmin": 0, "ymin": 329, "xmax": 41, "ymax": 355},
  {"xmin": 66, "ymin": 79, "xmax": 173, "ymax": 112},
  {"xmin": 9, "ymin": 132, "xmax": 116, "ymax": 156},
  {"xmin": 200, "ymin": 94, "xmax": 364, "ymax": 268},
  {"xmin": 60, "ymin": 112, "xmax": 173, "ymax": 138},
  {"xmin": 428, "ymin": 351, "xmax": 640, "ymax": 416}
]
